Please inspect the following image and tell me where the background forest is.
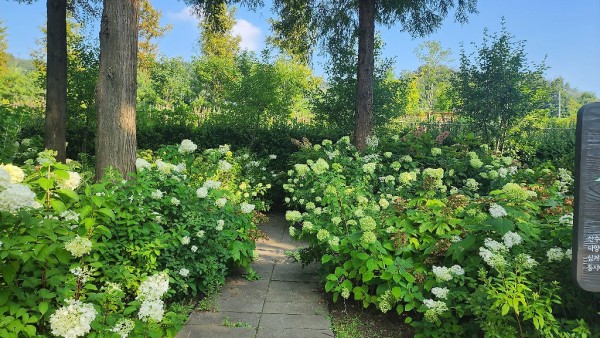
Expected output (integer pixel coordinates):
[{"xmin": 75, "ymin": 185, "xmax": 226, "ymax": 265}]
[{"xmin": 0, "ymin": 0, "xmax": 597, "ymax": 171}]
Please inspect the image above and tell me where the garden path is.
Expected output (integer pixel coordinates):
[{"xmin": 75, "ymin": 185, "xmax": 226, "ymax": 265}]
[{"xmin": 177, "ymin": 213, "xmax": 334, "ymax": 338}]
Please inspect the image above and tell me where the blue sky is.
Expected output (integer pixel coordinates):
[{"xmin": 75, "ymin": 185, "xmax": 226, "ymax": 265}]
[{"xmin": 1, "ymin": 0, "xmax": 599, "ymax": 96}]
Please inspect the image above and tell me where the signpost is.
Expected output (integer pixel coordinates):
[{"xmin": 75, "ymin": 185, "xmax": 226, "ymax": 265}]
[{"xmin": 574, "ymin": 102, "xmax": 600, "ymax": 292}]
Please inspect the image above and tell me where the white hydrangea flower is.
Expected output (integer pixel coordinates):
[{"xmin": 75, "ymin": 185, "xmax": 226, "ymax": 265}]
[
  {"xmin": 135, "ymin": 158, "xmax": 151, "ymax": 171},
  {"xmin": 269, "ymin": 154, "xmax": 277, "ymax": 160},
  {"xmin": 150, "ymin": 190, "xmax": 163, "ymax": 199},
  {"xmin": 138, "ymin": 299, "xmax": 165, "ymax": 322},
  {"xmin": 484, "ymin": 238, "xmax": 507, "ymax": 252},
  {"xmin": 465, "ymin": 178, "xmax": 479, "ymax": 191},
  {"xmin": 431, "ymin": 287, "xmax": 449, "ymax": 299},
  {"xmin": 218, "ymin": 160, "xmax": 233, "ymax": 172},
  {"xmin": 137, "ymin": 272, "xmax": 169, "ymax": 301},
  {"xmin": 285, "ymin": 210, "xmax": 302, "ymax": 222},
  {"xmin": 196, "ymin": 230, "xmax": 205, "ymax": 238},
  {"xmin": 547, "ymin": 247, "xmax": 565, "ymax": 262},
  {"xmin": 111, "ymin": 318, "xmax": 135, "ymax": 338},
  {"xmin": 196, "ymin": 186, "xmax": 208, "ymax": 198},
  {"xmin": 179, "ymin": 268, "xmax": 189, "ymax": 277},
  {"xmin": 362, "ymin": 162, "xmax": 377, "ymax": 174},
  {"xmin": 432, "ymin": 266, "xmax": 452, "ymax": 282},
  {"xmin": 0, "ymin": 183, "xmax": 37, "ymax": 213},
  {"xmin": 49, "ymin": 299, "xmax": 97, "ymax": 338},
  {"xmin": 502, "ymin": 231, "xmax": 522, "ymax": 248},
  {"xmin": 191, "ymin": 245, "xmax": 198, "ymax": 253},
  {"xmin": 178, "ymin": 139, "xmax": 197, "ymax": 154},
  {"xmin": 65, "ymin": 236, "xmax": 93, "ymax": 257},
  {"xmin": 181, "ymin": 236, "xmax": 190, "ymax": 245},
  {"xmin": 58, "ymin": 171, "xmax": 81, "ymax": 190},
  {"xmin": 0, "ymin": 167, "xmax": 11, "ymax": 188},
  {"xmin": 240, "ymin": 202, "xmax": 255, "ymax": 213},
  {"xmin": 204, "ymin": 180, "xmax": 222, "ymax": 190},
  {"xmin": 489, "ymin": 203, "xmax": 507, "ymax": 218},
  {"xmin": 559, "ymin": 213, "xmax": 573, "ymax": 226},
  {"xmin": 289, "ymin": 226, "xmax": 296, "ymax": 237},
  {"xmin": 0, "ymin": 164, "xmax": 25, "ymax": 183},
  {"xmin": 215, "ymin": 198, "xmax": 227, "ymax": 208},
  {"xmin": 449, "ymin": 265, "xmax": 464, "ymax": 276},
  {"xmin": 170, "ymin": 197, "xmax": 180, "ymax": 206}
]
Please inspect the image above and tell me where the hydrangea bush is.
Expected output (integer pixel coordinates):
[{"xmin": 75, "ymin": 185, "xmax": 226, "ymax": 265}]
[
  {"xmin": 0, "ymin": 140, "xmax": 272, "ymax": 337},
  {"xmin": 284, "ymin": 134, "xmax": 596, "ymax": 336}
]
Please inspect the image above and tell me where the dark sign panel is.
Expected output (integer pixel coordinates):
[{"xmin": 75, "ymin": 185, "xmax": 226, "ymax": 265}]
[{"xmin": 574, "ymin": 102, "xmax": 600, "ymax": 292}]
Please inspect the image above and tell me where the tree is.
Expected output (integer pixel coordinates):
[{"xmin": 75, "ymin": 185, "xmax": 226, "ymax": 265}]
[
  {"xmin": 44, "ymin": 0, "xmax": 68, "ymax": 162},
  {"xmin": 199, "ymin": 2, "xmax": 240, "ymax": 58},
  {"xmin": 414, "ymin": 40, "xmax": 454, "ymax": 117},
  {"xmin": 0, "ymin": 19, "xmax": 8, "ymax": 76},
  {"xmin": 95, "ymin": 0, "xmax": 139, "ymax": 178},
  {"xmin": 138, "ymin": 0, "xmax": 172, "ymax": 73},
  {"xmin": 271, "ymin": 0, "xmax": 478, "ymax": 149},
  {"xmin": 453, "ymin": 22, "xmax": 548, "ymax": 151},
  {"xmin": 267, "ymin": 0, "xmax": 315, "ymax": 64},
  {"xmin": 187, "ymin": 0, "xmax": 477, "ymax": 149},
  {"xmin": 13, "ymin": 0, "xmax": 99, "ymax": 162}
]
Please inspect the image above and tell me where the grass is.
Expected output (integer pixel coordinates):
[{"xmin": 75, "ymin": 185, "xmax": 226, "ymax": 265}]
[{"xmin": 221, "ymin": 317, "xmax": 252, "ymax": 328}]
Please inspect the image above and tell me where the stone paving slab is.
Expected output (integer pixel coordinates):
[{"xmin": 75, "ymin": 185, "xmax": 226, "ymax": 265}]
[
  {"xmin": 258, "ymin": 313, "xmax": 331, "ymax": 330},
  {"xmin": 262, "ymin": 300, "xmax": 329, "ymax": 315},
  {"xmin": 256, "ymin": 328, "xmax": 334, "ymax": 338},
  {"xmin": 177, "ymin": 213, "xmax": 334, "ymax": 338}
]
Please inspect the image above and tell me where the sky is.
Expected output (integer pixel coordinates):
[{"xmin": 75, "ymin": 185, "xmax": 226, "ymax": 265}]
[{"xmin": 1, "ymin": 0, "xmax": 599, "ymax": 96}]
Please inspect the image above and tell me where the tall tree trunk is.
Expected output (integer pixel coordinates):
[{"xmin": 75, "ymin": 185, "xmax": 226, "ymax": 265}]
[
  {"xmin": 95, "ymin": 0, "xmax": 139, "ymax": 178},
  {"xmin": 45, "ymin": 0, "xmax": 67, "ymax": 162},
  {"xmin": 353, "ymin": 0, "xmax": 375, "ymax": 151}
]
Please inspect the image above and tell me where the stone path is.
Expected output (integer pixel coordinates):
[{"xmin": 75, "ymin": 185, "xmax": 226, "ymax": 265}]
[{"xmin": 177, "ymin": 213, "xmax": 334, "ymax": 338}]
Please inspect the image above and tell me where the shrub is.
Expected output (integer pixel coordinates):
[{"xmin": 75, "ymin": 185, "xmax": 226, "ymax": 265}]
[
  {"xmin": 283, "ymin": 133, "xmax": 596, "ymax": 336},
  {"xmin": 0, "ymin": 140, "xmax": 271, "ymax": 337}
]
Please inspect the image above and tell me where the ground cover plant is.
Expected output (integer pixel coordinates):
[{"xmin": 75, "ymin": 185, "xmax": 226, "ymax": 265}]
[
  {"xmin": 284, "ymin": 133, "xmax": 598, "ymax": 337},
  {"xmin": 0, "ymin": 139, "xmax": 273, "ymax": 337}
]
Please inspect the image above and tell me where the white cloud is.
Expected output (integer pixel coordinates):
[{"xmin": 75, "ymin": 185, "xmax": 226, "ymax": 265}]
[
  {"xmin": 232, "ymin": 19, "xmax": 262, "ymax": 51},
  {"xmin": 168, "ymin": 6, "xmax": 200, "ymax": 24}
]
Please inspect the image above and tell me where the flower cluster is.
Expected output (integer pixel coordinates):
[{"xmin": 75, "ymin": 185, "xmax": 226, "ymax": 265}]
[
  {"xmin": 559, "ymin": 213, "xmax": 573, "ymax": 226},
  {"xmin": 489, "ymin": 203, "xmax": 507, "ymax": 218},
  {"xmin": 137, "ymin": 272, "xmax": 169, "ymax": 322},
  {"xmin": 178, "ymin": 139, "xmax": 197, "ymax": 154},
  {"xmin": 64, "ymin": 236, "xmax": 93, "ymax": 258},
  {"xmin": 547, "ymin": 247, "xmax": 572, "ymax": 262},
  {"xmin": 49, "ymin": 299, "xmax": 97, "ymax": 338},
  {"xmin": 135, "ymin": 158, "xmax": 151, "ymax": 171},
  {"xmin": 502, "ymin": 231, "xmax": 522, "ymax": 249},
  {"xmin": 58, "ymin": 171, "xmax": 82, "ymax": 190},
  {"xmin": 0, "ymin": 164, "xmax": 25, "ymax": 183},
  {"xmin": 240, "ymin": 202, "xmax": 255, "ymax": 213},
  {"xmin": 0, "ymin": 182, "xmax": 37, "ymax": 213},
  {"xmin": 110, "ymin": 318, "xmax": 135, "ymax": 338},
  {"xmin": 479, "ymin": 238, "xmax": 509, "ymax": 269},
  {"xmin": 432, "ymin": 265, "xmax": 464, "ymax": 282},
  {"xmin": 423, "ymin": 299, "xmax": 448, "ymax": 322},
  {"xmin": 310, "ymin": 158, "xmax": 330, "ymax": 175},
  {"xmin": 501, "ymin": 183, "xmax": 529, "ymax": 201}
]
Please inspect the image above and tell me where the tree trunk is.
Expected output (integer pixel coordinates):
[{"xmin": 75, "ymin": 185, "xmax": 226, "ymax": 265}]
[
  {"xmin": 353, "ymin": 0, "xmax": 375, "ymax": 151},
  {"xmin": 95, "ymin": 0, "xmax": 139, "ymax": 178},
  {"xmin": 45, "ymin": 0, "xmax": 67, "ymax": 162}
]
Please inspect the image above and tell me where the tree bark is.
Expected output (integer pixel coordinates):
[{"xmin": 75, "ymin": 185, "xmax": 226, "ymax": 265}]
[
  {"xmin": 95, "ymin": 0, "xmax": 139, "ymax": 178},
  {"xmin": 45, "ymin": 0, "xmax": 67, "ymax": 162},
  {"xmin": 353, "ymin": 0, "xmax": 375, "ymax": 151}
]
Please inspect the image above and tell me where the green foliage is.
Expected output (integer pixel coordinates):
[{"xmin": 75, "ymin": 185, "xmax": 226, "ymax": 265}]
[
  {"xmin": 284, "ymin": 133, "xmax": 597, "ymax": 336},
  {"xmin": 453, "ymin": 21, "xmax": 550, "ymax": 151},
  {"xmin": 0, "ymin": 140, "xmax": 273, "ymax": 337},
  {"xmin": 314, "ymin": 36, "xmax": 408, "ymax": 133}
]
